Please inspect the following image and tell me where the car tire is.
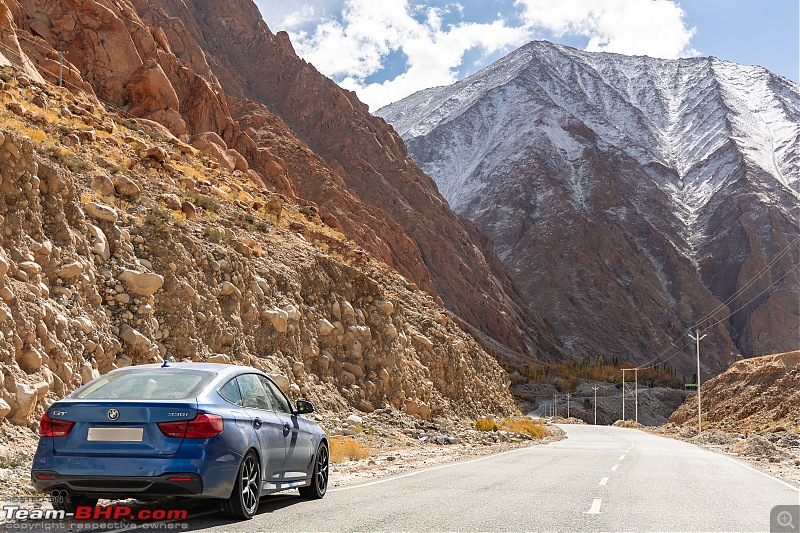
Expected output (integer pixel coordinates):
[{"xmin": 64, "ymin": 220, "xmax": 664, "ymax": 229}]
[
  {"xmin": 299, "ymin": 442, "xmax": 328, "ymax": 499},
  {"xmin": 221, "ymin": 450, "xmax": 261, "ymax": 519},
  {"xmin": 51, "ymin": 490, "xmax": 98, "ymax": 514}
]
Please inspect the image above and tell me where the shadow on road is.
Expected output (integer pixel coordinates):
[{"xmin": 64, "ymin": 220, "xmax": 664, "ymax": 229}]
[{"xmin": 181, "ymin": 493, "xmax": 306, "ymax": 531}]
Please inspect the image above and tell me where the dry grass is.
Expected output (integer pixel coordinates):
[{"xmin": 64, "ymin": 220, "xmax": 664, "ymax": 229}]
[
  {"xmin": 475, "ymin": 418, "xmax": 498, "ymax": 432},
  {"xmin": 498, "ymin": 417, "xmax": 547, "ymax": 438},
  {"xmin": 171, "ymin": 210, "xmax": 188, "ymax": 227},
  {"xmin": 1, "ymin": 115, "xmax": 48, "ymax": 144},
  {"xmin": 329, "ymin": 436, "xmax": 371, "ymax": 463},
  {"xmin": 80, "ymin": 190, "xmax": 99, "ymax": 204}
]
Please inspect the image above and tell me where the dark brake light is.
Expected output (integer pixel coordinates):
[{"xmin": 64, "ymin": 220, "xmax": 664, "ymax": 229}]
[
  {"xmin": 157, "ymin": 413, "xmax": 223, "ymax": 438},
  {"xmin": 39, "ymin": 412, "xmax": 75, "ymax": 437}
]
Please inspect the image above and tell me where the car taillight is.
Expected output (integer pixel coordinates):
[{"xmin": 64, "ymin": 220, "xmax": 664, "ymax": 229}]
[
  {"xmin": 157, "ymin": 413, "xmax": 223, "ymax": 438},
  {"xmin": 40, "ymin": 412, "xmax": 75, "ymax": 437}
]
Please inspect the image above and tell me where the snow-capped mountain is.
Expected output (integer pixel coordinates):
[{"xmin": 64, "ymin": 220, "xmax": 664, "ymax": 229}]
[{"xmin": 379, "ymin": 41, "xmax": 799, "ymax": 374}]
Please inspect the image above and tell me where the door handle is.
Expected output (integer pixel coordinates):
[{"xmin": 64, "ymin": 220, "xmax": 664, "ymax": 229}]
[
  {"xmin": 253, "ymin": 418, "xmax": 262, "ymax": 429},
  {"xmin": 283, "ymin": 422, "xmax": 291, "ymax": 432}
]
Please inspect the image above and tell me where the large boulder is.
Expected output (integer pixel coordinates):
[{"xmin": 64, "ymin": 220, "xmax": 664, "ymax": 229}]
[{"xmin": 119, "ymin": 269, "xmax": 164, "ymax": 296}]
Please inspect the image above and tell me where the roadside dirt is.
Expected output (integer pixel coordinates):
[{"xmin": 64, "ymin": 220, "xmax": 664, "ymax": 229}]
[{"xmin": 647, "ymin": 423, "xmax": 800, "ymax": 487}]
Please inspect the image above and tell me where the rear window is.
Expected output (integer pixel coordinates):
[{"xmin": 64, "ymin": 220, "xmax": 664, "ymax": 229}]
[{"xmin": 72, "ymin": 369, "xmax": 215, "ymax": 400}]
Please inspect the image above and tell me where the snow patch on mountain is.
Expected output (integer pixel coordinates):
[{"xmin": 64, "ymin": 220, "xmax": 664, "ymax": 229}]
[
  {"xmin": 379, "ymin": 41, "xmax": 800, "ymax": 365},
  {"xmin": 381, "ymin": 41, "xmax": 800, "ymax": 255}
]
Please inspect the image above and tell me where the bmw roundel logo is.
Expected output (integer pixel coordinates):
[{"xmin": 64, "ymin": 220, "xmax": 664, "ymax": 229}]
[{"xmin": 107, "ymin": 408, "xmax": 120, "ymax": 421}]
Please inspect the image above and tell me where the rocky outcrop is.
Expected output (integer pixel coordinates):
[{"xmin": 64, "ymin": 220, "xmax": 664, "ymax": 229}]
[
  {"xmin": 0, "ymin": 71, "xmax": 516, "ymax": 429},
  {"xmin": 669, "ymin": 351, "xmax": 800, "ymax": 433},
  {"xmin": 17, "ymin": 0, "xmax": 233, "ymax": 138},
  {"xmin": 0, "ymin": 0, "xmax": 42, "ymax": 81}
]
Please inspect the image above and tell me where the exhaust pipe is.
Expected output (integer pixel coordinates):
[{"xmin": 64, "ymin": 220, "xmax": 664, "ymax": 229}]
[{"xmin": 51, "ymin": 489, "xmax": 69, "ymax": 503}]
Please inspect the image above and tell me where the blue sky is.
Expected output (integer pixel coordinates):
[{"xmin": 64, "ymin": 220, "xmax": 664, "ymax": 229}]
[{"xmin": 254, "ymin": 0, "xmax": 799, "ymax": 110}]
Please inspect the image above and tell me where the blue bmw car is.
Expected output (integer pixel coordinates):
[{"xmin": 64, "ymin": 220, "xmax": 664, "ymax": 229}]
[{"xmin": 31, "ymin": 362, "xmax": 329, "ymax": 519}]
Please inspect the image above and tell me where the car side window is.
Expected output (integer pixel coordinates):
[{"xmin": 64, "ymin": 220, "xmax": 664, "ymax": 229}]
[
  {"xmin": 218, "ymin": 378, "xmax": 243, "ymax": 406},
  {"xmin": 260, "ymin": 376, "xmax": 291, "ymax": 414},
  {"xmin": 237, "ymin": 374, "xmax": 273, "ymax": 411}
]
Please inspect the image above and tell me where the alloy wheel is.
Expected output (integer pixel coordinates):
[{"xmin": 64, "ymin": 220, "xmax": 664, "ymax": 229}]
[
  {"xmin": 315, "ymin": 445, "xmax": 329, "ymax": 494},
  {"xmin": 241, "ymin": 454, "xmax": 260, "ymax": 515}
]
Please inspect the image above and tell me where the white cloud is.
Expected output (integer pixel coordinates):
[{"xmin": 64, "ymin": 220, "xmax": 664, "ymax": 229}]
[
  {"xmin": 257, "ymin": 0, "xmax": 697, "ymax": 109},
  {"xmin": 280, "ymin": 5, "xmax": 317, "ymax": 30},
  {"xmin": 514, "ymin": 0, "xmax": 697, "ymax": 58},
  {"xmin": 256, "ymin": 1, "xmax": 344, "ymax": 32},
  {"xmin": 285, "ymin": 0, "xmax": 528, "ymax": 109}
]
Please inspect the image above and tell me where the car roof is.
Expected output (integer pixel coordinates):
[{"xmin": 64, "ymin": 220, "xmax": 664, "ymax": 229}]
[{"xmin": 107, "ymin": 362, "xmax": 264, "ymax": 380}]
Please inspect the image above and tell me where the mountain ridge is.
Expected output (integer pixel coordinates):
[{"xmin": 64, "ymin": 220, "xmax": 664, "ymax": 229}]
[{"xmin": 379, "ymin": 40, "xmax": 800, "ymax": 374}]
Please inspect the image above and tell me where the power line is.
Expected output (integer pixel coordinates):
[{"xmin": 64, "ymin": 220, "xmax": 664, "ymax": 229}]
[
  {"xmin": 638, "ymin": 340, "xmax": 693, "ymax": 370},
  {"xmin": 703, "ymin": 262, "xmax": 800, "ymax": 331},
  {"xmin": 638, "ymin": 233, "xmax": 799, "ymax": 371},
  {"xmin": 693, "ymin": 235, "xmax": 800, "ymax": 328},
  {"xmin": 639, "ymin": 259, "xmax": 799, "ymax": 371}
]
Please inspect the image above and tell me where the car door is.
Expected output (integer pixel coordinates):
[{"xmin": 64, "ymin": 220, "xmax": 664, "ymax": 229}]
[
  {"xmin": 235, "ymin": 374, "xmax": 286, "ymax": 487},
  {"xmin": 259, "ymin": 376, "xmax": 315, "ymax": 481}
]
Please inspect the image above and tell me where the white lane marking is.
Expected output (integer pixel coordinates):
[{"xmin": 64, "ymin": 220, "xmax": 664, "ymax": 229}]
[
  {"xmin": 599, "ymin": 477, "xmax": 609, "ymax": 486},
  {"xmin": 619, "ymin": 455, "xmax": 626, "ymax": 460},
  {"xmin": 611, "ymin": 464, "xmax": 619, "ymax": 471},
  {"xmin": 584, "ymin": 498, "xmax": 602, "ymax": 514},
  {"xmin": 329, "ymin": 444, "xmax": 536, "ymax": 492}
]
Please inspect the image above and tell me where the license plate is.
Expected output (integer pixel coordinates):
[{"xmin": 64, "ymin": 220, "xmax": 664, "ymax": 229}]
[{"xmin": 87, "ymin": 428, "xmax": 144, "ymax": 442}]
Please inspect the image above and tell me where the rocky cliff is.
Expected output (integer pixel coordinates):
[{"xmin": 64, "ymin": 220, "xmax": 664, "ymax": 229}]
[
  {"xmin": 0, "ymin": 64, "xmax": 518, "ymax": 428},
  {"xmin": 380, "ymin": 41, "xmax": 799, "ymax": 375},
  {"xmin": 669, "ymin": 351, "xmax": 800, "ymax": 433},
  {"xmin": 0, "ymin": 0, "xmax": 562, "ymax": 362},
  {"xmin": 132, "ymin": 0, "xmax": 562, "ymax": 361}
]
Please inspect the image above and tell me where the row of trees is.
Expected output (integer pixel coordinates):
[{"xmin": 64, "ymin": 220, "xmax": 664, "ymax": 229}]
[{"xmin": 504, "ymin": 355, "xmax": 686, "ymax": 391}]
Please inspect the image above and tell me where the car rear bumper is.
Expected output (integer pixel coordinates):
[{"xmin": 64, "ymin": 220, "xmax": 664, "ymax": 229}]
[
  {"xmin": 32, "ymin": 471, "xmax": 203, "ymax": 497},
  {"xmin": 31, "ymin": 443, "xmax": 243, "ymax": 499}
]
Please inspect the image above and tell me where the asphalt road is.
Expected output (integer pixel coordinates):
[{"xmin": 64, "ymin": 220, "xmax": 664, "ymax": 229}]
[{"xmin": 180, "ymin": 424, "xmax": 800, "ymax": 532}]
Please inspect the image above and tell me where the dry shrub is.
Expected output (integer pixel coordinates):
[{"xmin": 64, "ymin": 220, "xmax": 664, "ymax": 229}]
[
  {"xmin": 498, "ymin": 417, "xmax": 547, "ymax": 438},
  {"xmin": 329, "ymin": 436, "xmax": 370, "ymax": 463},
  {"xmin": 475, "ymin": 418, "xmax": 498, "ymax": 432}
]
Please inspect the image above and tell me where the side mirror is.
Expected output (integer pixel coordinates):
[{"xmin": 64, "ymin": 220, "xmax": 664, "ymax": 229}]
[{"xmin": 294, "ymin": 400, "xmax": 314, "ymax": 415}]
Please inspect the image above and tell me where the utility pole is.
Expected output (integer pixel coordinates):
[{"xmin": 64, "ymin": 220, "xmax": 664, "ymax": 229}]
[
  {"xmin": 592, "ymin": 386, "xmax": 599, "ymax": 425},
  {"xmin": 689, "ymin": 328, "xmax": 707, "ymax": 433},
  {"xmin": 553, "ymin": 393, "xmax": 557, "ymax": 418},
  {"xmin": 566, "ymin": 393, "xmax": 571, "ymax": 418},
  {"xmin": 635, "ymin": 368, "xmax": 639, "ymax": 425},
  {"xmin": 621, "ymin": 369, "xmax": 626, "ymax": 421},
  {"xmin": 621, "ymin": 368, "xmax": 639, "ymax": 423},
  {"xmin": 621, "ymin": 368, "xmax": 635, "ymax": 421},
  {"xmin": 58, "ymin": 51, "xmax": 64, "ymax": 87}
]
